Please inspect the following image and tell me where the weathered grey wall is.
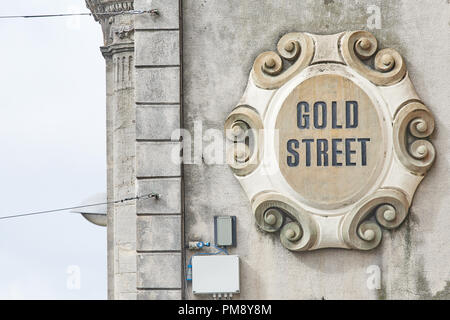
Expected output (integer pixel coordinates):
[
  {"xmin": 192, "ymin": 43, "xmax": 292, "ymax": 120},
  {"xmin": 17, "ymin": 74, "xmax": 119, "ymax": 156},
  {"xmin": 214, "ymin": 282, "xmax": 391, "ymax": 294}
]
[{"xmin": 182, "ymin": 0, "xmax": 450, "ymax": 299}]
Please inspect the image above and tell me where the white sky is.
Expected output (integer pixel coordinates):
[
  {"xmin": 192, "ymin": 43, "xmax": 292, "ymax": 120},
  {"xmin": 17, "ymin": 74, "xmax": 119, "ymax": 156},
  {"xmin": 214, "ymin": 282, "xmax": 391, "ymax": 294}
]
[{"xmin": 0, "ymin": 1, "xmax": 107, "ymax": 299}]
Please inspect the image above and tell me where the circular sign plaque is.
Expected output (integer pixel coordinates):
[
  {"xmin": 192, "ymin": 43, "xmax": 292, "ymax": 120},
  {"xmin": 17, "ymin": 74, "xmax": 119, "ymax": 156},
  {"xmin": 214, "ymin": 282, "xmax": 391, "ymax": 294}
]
[
  {"xmin": 225, "ymin": 31, "xmax": 435, "ymax": 251},
  {"xmin": 275, "ymin": 74, "xmax": 385, "ymax": 209}
]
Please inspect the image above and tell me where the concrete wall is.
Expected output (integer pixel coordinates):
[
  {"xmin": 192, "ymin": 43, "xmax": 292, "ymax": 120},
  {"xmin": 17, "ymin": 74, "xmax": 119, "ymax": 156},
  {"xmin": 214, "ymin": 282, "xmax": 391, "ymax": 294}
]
[
  {"xmin": 90, "ymin": 0, "xmax": 449, "ymax": 300},
  {"xmin": 182, "ymin": 0, "xmax": 450, "ymax": 299}
]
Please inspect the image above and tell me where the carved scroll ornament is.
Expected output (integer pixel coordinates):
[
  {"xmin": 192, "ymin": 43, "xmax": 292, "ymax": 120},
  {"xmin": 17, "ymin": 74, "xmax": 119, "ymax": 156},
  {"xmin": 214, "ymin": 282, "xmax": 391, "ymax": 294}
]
[{"xmin": 251, "ymin": 32, "xmax": 315, "ymax": 90}]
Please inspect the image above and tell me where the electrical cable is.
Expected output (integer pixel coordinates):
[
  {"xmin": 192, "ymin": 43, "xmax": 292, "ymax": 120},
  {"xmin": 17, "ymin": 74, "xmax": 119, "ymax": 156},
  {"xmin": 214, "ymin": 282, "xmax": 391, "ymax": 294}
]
[
  {"xmin": 188, "ymin": 244, "xmax": 229, "ymax": 265},
  {"xmin": 0, "ymin": 9, "xmax": 159, "ymax": 20},
  {"xmin": 0, "ymin": 8, "xmax": 159, "ymax": 219},
  {"xmin": 212, "ymin": 244, "xmax": 229, "ymax": 255},
  {"xmin": 0, "ymin": 193, "xmax": 160, "ymax": 221},
  {"xmin": 188, "ymin": 250, "xmax": 225, "ymax": 265}
]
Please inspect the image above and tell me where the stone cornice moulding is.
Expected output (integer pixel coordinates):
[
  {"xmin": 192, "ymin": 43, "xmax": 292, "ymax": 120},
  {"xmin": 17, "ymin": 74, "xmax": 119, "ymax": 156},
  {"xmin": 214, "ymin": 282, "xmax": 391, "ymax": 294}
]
[
  {"xmin": 101, "ymin": 41, "xmax": 135, "ymax": 57},
  {"xmin": 85, "ymin": 0, "xmax": 134, "ymax": 21},
  {"xmin": 225, "ymin": 30, "xmax": 435, "ymax": 251}
]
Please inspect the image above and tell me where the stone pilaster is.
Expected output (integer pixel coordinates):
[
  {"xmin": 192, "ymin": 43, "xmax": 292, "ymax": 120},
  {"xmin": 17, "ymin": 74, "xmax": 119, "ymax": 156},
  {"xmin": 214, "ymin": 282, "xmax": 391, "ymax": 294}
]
[
  {"xmin": 87, "ymin": 0, "xmax": 183, "ymax": 300},
  {"xmin": 134, "ymin": 0, "xmax": 183, "ymax": 300}
]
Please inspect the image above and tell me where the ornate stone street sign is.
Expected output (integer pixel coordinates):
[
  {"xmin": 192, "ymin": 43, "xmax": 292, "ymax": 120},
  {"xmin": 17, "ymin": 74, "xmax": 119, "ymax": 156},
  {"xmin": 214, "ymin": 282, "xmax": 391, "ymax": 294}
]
[{"xmin": 225, "ymin": 30, "xmax": 435, "ymax": 251}]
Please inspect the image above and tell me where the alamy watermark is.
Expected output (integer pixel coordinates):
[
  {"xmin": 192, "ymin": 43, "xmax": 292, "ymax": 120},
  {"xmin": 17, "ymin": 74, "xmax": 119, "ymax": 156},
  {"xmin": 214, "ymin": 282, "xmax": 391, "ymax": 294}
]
[
  {"xmin": 367, "ymin": 5, "xmax": 382, "ymax": 30},
  {"xmin": 66, "ymin": 265, "xmax": 81, "ymax": 290},
  {"xmin": 366, "ymin": 265, "xmax": 381, "ymax": 290}
]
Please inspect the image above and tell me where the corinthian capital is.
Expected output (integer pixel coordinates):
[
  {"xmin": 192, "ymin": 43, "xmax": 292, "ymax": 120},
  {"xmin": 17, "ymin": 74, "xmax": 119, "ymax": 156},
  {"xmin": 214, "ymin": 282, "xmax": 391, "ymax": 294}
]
[{"xmin": 85, "ymin": 0, "xmax": 135, "ymax": 47}]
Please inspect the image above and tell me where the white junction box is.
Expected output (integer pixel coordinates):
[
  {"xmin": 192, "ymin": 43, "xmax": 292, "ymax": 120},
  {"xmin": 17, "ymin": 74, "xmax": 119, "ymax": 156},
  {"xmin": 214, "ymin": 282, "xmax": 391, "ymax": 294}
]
[{"xmin": 192, "ymin": 255, "xmax": 240, "ymax": 295}]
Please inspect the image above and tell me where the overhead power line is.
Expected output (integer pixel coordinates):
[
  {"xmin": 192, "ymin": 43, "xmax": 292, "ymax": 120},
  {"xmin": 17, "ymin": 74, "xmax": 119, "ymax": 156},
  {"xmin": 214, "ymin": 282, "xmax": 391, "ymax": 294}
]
[
  {"xmin": 0, "ymin": 9, "xmax": 159, "ymax": 20},
  {"xmin": 0, "ymin": 193, "xmax": 160, "ymax": 221}
]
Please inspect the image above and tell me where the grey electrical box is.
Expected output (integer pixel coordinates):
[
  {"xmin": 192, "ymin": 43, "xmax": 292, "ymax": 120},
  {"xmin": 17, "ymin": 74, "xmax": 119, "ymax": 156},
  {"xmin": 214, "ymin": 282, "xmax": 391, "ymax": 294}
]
[
  {"xmin": 214, "ymin": 216, "xmax": 236, "ymax": 247},
  {"xmin": 192, "ymin": 255, "xmax": 240, "ymax": 295}
]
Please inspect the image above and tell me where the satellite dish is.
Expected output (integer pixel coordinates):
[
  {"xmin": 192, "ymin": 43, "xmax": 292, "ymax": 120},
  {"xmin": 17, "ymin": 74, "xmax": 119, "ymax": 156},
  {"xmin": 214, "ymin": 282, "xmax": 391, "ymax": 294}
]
[{"xmin": 70, "ymin": 193, "xmax": 107, "ymax": 227}]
